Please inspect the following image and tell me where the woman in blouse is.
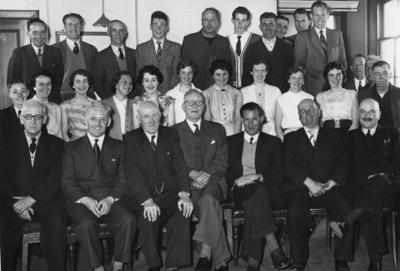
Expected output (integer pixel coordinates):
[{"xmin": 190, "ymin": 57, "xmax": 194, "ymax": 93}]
[
  {"xmin": 166, "ymin": 62, "xmax": 200, "ymax": 124},
  {"xmin": 241, "ymin": 59, "xmax": 281, "ymax": 136},
  {"xmin": 102, "ymin": 71, "xmax": 134, "ymax": 140},
  {"xmin": 203, "ymin": 59, "xmax": 243, "ymax": 136},
  {"xmin": 30, "ymin": 71, "xmax": 63, "ymax": 138},
  {"xmin": 275, "ymin": 66, "xmax": 314, "ymax": 141},
  {"xmin": 61, "ymin": 69, "xmax": 95, "ymax": 141},
  {"xmin": 133, "ymin": 65, "xmax": 175, "ymax": 129}
]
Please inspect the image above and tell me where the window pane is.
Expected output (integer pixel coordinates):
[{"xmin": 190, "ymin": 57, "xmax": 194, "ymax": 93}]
[
  {"xmin": 380, "ymin": 39, "xmax": 395, "ymax": 85},
  {"xmin": 395, "ymin": 38, "xmax": 400, "ymax": 86},
  {"xmin": 383, "ymin": 0, "xmax": 400, "ymax": 37}
]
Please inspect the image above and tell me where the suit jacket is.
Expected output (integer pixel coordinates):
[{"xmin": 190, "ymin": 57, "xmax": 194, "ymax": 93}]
[
  {"xmin": 93, "ymin": 46, "xmax": 136, "ymax": 99},
  {"xmin": 124, "ymin": 126, "xmax": 190, "ymax": 205},
  {"xmin": 102, "ymin": 97, "xmax": 134, "ymax": 140},
  {"xmin": 136, "ymin": 39, "xmax": 181, "ymax": 93},
  {"xmin": 53, "ymin": 40, "xmax": 98, "ymax": 73},
  {"xmin": 243, "ymin": 38, "xmax": 294, "ymax": 92},
  {"xmin": 7, "ymin": 44, "xmax": 64, "ymax": 103},
  {"xmin": 283, "ymin": 127, "xmax": 348, "ymax": 192},
  {"xmin": 174, "ymin": 119, "xmax": 228, "ymax": 186},
  {"xmin": 61, "ymin": 135, "xmax": 127, "ymax": 206},
  {"xmin": 295, "ymin": 28, "xmax": 347, "ymax": 96},
  {"xmin": 287, "ymin": 34, "xmax": 296, "ymax": 47},
  {"xmin": 0, "ymin": 130, "xmax": 63, "ymax": 214},
  {"xmin": 0, "ymin": 106, "xmax": 22, "ymax": 143},
  {"xmin": 343, "ymin": 76, "xmax": 370, "ymax": 92},
  {"xmin": 182, "ymin": 31, "xmax": 231, "ymax": 90}
]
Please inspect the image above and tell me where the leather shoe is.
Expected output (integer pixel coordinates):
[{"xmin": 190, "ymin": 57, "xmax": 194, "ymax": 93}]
[
  {"xmin": 330, "ymin": 220, "xmax": 349, "ymax": 238},
  {"xmin": 335, "ymin": 260, "xmax": 350, "ymax": 271},
  {"xmin": 270, "ymin": 248, "xmax": 290, "ymax": 270},
  {"xmin": 367, "ymin": 260, "xmax": 382, "ymax": 271},
  {"xmin": 195, "ymin": 257, "xmax": 212, "ymax": 271},
  {"xmin": 215, "ymin": 264, "xmax": 229, "ymax": 271}
]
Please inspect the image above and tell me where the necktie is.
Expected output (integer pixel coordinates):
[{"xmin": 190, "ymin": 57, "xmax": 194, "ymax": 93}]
[
  {"xmin": 37, "ymin": 48, "xmax": 43, "ymax": 66},
  {"xmin": 236, "ymin": 36, "xmax": 242, "ymax": 56},
  {"xmin": 73, "ymin": 42, "xmax": 79, "ymax": 54},
  {"xmin": 150, "ymin": 135, "xmax": 157, "ymax": 152},
  {"xmin": 93, "ymin": 139, "xmax": 101, "ymax": 164},
  {"xmin": 250, "ymin": 137, "xmax": 254, "ymax": 144},
  {"xmin": 156, "ymin": 41, "xmax": 162, "ymax": 63},
  {"xmin": 193, "ymin": 123, "xmax": 200, "ymax": 136},
  {"xmin": 118, "ymin": 48, "xmax": 124, "ymax": 60},
  {"xmin": 29, "ymin": 138, "xmax": 37, "ymax": 154},
  {"xmin": 319, "ymin": 30, "xmax": 328, "ymax": 55},
  {"xmin": 358, "ymin": 81, "xmax": 362, "ymax": 91},
  {"xmin": 365, "ymin": 129, "xmax": 373, "ymax": 147},
  {"xmin": 308, "ymin": 130, "xmax": 315, "ymax": 146}
]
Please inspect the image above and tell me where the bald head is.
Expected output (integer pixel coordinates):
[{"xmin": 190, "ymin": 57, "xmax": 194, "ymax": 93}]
[
  {"xmin": 298, "ymin": 99, "xmax": 321, "ymax": 129},
  {"xmin": 138, "ymin": 101, "xmax": 161, "ymax": 134},
  {"xmin": 359, "ymin": 98, "xmax": 381, "ymax": 130}
]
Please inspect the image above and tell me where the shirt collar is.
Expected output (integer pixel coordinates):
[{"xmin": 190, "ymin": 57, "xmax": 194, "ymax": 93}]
[
  {"xmin": 66, "ymin": 38, "xmax": 80, "ymax": 50},
  {"xmin": 244, "ymin": 131, "xmax": 260, "ymax": 144},
  {"xmin": 31, "ymin": 44, "xmax": 44, "ymax": 55},
  {"xmin": 113, "ymin": 95, "xmax": 128, "ymax": 107},
  {"xmin": 362, "ymin": 126, "xmax": 377, "ymax": 136},
  {"xmin": 262, "ymin": 36, "xmax": 276, "ymax": 44},
  {"xmin": 304, "ymin": 126, "xmax": 319, "ymax": 137},
  {"xmin": 186, "ymin": 119, "xmax": 201, "ymax": 133},
  {"xmin": 87, "ymin": 133, "xmax": 105, "ymax": 150},
  {"xmin": 231, "ymin": 31, "xmax": 250, "ymax": 39},
  {"xmin": 144, "ymin": 131, "xmax": 158, "ymax": 144},
  {"xmin": 111, "ymin": 44, "xmax": 125, "ymax": 57},
  {"xmin": 354, "ymin": 77, "xmax": 367, "ymax": 87},
  {"xmin": 13, "ymin": 106, "xmax": 21, "ymax": 117},
  {"xmin": 25, "ymin": 131, "xmax": 41, "ymax": 146},
  {"xmin": 314, "ymin": 27, "xmax": 327, "ymax": 37},
  {"xmin": 152, "ymin": 38, "xmax": 165, "ymax": 49}
]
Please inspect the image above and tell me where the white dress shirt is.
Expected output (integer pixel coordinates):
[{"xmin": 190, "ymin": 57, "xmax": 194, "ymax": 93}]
[
  {"xmin": 113, "ymin": 96, "xmax": 128, "ymax": 134},
  {"xmin": 87, "ymin": 133, "xmax": 105, "ymax": 150},
  {"xmin": 66, "ymin": 38, "xmax": 81, "ymax": 51},
  {"xmin": 244, "ymin": 132, "xmax": 260, "ymax": 144},
  {"xmin": 186, "ymin": 119, "xmax": 201, "ymax": 133},
  {"xmin": 262, "ymin": 37, "xmax": 276, "ymax": 51},
  {"xmin": 152, "ymin": 38, "xmax": 165, "ymax": 51},
  {"xmin": 25, "ymin": 132, "xmax": 41, "ymax": 166},
  {"xmin": 111, "ymin": 44, "xmax": 125, "ymax": 58},
  {"xmin": 362, "ymin": 126, "xmax": 377, "ymax": 136}
]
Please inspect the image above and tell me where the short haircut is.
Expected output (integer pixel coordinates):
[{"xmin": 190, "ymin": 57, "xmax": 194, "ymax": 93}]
[
  {"xmin": 27, "ymin": 18, "xmax": 47, "ymax": 31},
  {"xmin": 68, "ymin": 69, "xmax": 94, "ymax": 90},
  {"xmin": 107, "ymin": 19, "xmax": 127, "ymax": 32},
  {"xmin": 351, "ymin": 54, "xmax": 366, "ymax": 64},
  {"xmin": 232, "ymin": 6, "xmax": 251, "ymax": 20},
  {"xmin": 183, "ymin": 89, "xmax": 205, "ymax": 102},
  {"xmin": 311, "ymin": 0, "xmax": 330, "ymax": 14},
  {"xmin": 372, "ymin": 60, "xmax": 390, "ymax": 70},
  {"xmin": 209, "ymin": 59, "xmax": 232, "ymax": 77},
  {"xmin": 110, "ymin": 71, "xmax": 133, "ymax": 94},
  {"xmin": 294, "ymin": 8, "xmax": 311, "ymax": 20},
  {"xmin": 31, "ymin": 70, "xmax": 53, "ymax": 89},
  {"xmin": 260, "ymin": 12, "xmax": 277, "ymax": 21},
  {"xmin": 137, "ymin": 65, "xmax": 164, "ymax": 85},
  {"xmin": 7, "ymin": 80, "xmax": 26, "ymax": 90},
  {"xmin": 323, "ymin": 61, "xmax": 346, "ymax": 81},
  {"xmin": 287, "ymin": 65, "xmax": 306, "ymax": 79},
  {"xmin": 62, "ymin": 13, "xmax": 84, "ymax": 25},
  {"xmin": 21, "ymin": 99, "xmax": 47, "ymax": 115},
  {"xmin": 366, "ymin": 55, "xmax": 381, "ymax": 63},
  {"xmin": 277, "ymin": 14, "xmax": 289, "ymax": 24},
  {"xmin": 298, "ymin": 98, "xmax": 319, "ymax": 110},
  {"xmin": 250, "ymin": 58, "xmax": 270, "ymax": 73},
  {"xmin": 240, "ymin": 102, "xmax": 265, "ymax": 118},
  {"xmin": 359, "ymin": 98, "xmax": 380, "ymax": 111},
  {"xmin": 202, "ymin": 7, "xmax": 221, "ymax": 21},
  {"xmin": 137, "ymin": 100, "xmax": 161, "ymax": 116},
  {"xmin": 176, "ymin": 62, "xmax": 198, "ymax": 76},
  {"xmin": 86, "ymin": 100, "xmax": 111, "ymax": 118},
  {"xmin": 151, "ymin": 11, "xmax": 169, "ymax": 25}
]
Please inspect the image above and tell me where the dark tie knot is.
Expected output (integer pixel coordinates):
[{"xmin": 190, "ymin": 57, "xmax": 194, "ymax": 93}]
[
  {"xmin": 29, "ymin": 138, "xmax": 37, "ymax": 154},
  {"xmin": 118, "ymin": 48, "xmax": 124, "ymax": 60},
  {"xmin": 193, "ymin": 124, "xmax": 200, "ymax": 136},
  {"xmin": 73, "ymin": 42, "xmax": 79, "ymax": 54},
  {"xmin": 237, "ymin": 36, "xmax": 241, "ymax": 40},
  {"xmin": 37, "ymin": 48, "xmax": 42, "ymax": 56},
  {"xmin": 250, "ymin": 137, "xmax": 254, "ymax": 144}
]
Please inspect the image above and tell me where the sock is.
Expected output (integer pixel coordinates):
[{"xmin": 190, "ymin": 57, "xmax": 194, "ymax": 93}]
[{"xmin": 265, "ymin": 233, "xmax": 279, "ymax": 252}]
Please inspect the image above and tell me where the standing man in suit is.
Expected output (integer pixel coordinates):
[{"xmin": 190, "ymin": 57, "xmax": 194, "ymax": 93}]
[
  {"xmin": 182, "ymin": 7, "xmax": 231, "ymax": 90},
  {"xmin": 287, "ymin": 9, "xmax": 312, "ymax": 46},
  {"xmin": 136, "ymin": 11, "xmax": 181, "ymax": 94},
  {"xmin": 344, "ymin": 54, "xmax": 369, "ymax": 92},
  {"xmin": 53, "ymin": 13, "xmax": 98, "ymax": 100},
  {"xmin": 0, "ymin": 99, "xmax": 66, "ymax": 271},
  {"xmin": 228, "ymin": 7, "xmax": 260, "ymax": 89},
  {"xmin": 284, "ymin": 99, "xmax": 353, "ymax": 271},
  {"xmin": 93, "ymin": 20, "xmax": 136, "ymax": 99},
  {"xmin": 174, "ymin": 90, "xmax": 230, "ymax": 271},
  {"xmin": 124, "ymin": 101, "xmax": 194, "ymax": 271},
  {"xmin": 243, "ymin": 12, "xmax": 294, "ymax": 92},
  {"xmin": 226, "ymin": 102, "xmax": 290, "ymax": 271},
  {"xmin": 62, "ymin": 101, "xmax": 135, "ymax": 271},
  {"xmin": 295, "ymin": 0, "xmax": 347, "ymax": 96},
  {"xmin": 7, "ymin": 18, "xmax": 64, "ymax": 103}
]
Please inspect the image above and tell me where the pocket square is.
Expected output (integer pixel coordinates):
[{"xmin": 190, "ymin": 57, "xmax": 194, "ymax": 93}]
[
  {"xmin": 210, "ymin": 140, "xmax": 216, "ymax": 144},
  {"xmin": 384, "ymin": 138, "xmax": 391, "ymax": 145},
  {"xmin": 166, "ymin": 152, "xmax": 171, "ymax": 155},
  {"xmin": 112, "ymin": 158, "xmax": 116, "ymax": 162}
]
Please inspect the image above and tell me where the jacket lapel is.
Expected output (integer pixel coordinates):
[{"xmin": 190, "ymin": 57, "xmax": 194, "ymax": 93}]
[
  {"xmin": 309, "ymin": 30, "xmax": 326, "ymax": 58},
  {"xmin": 105, "ymin": 46, "xmax": 120, "ymax": 71},
  {"xmin": 139, "ymin": 128, "xmax": 157, "ymax": 165},
  {"xmin": 27, "ymin": 45, "xmax": 42, "ymax": 69}
]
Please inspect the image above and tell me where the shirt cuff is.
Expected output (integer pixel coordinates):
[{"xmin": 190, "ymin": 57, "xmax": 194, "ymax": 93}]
[{"xmin": 178, "ymin": 191, "xmax": 190, "ymax": 198}]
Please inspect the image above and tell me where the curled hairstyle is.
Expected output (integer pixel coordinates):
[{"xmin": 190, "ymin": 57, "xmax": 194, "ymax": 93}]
[
  {"xmin": 323, "ymin": 61, "xmax": 346, "ymax": 82},
  {"xmin": 176, "ymin": 62, "xmax": 198, "ymax": 77},
  {"xmin": 31, "ymin": 70, "xmax": 53, "ymax": 90},
  {"xmin": 137, "ymin": 65, "xmax": 164, "ymax": 86},
  {"xmin": 110, "ymin": 71, "xmax": 133, "ymax": 94},
  {"xmin": 68, "ymin": 69, "xmax": 94, "ymax": 90},
  {"xmin": 209, "ymin": 59, "xmax": 232, "ymax": 77}
]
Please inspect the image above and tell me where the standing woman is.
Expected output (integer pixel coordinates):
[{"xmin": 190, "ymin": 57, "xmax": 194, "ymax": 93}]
[
  {"xmin": 61, "ymin": 69, "xmax": 95, "ymax": 141},
  {"xmin": 203, "ymin": 59, "xmax": 243, "ymax": 136},
  {"xmin": 103, "ymin": 71, "xmax": 134, "ymax": 140},
  {"xmin": 241, "ymin": 59, "xmax": 281, "ymax": 136},
  {"xmin": 30, "ymin": 71, "xmax": 63, "ymax": 138},
  {"xmin": 275, "ymin": 66, "xmax": 314, "ymax": 141},
  {"xmin": 132, "ymin": 65, "xmax": 175, "ymax": 128}
]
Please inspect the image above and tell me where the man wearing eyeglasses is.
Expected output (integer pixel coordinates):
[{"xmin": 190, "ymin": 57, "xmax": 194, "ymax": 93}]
[
  {"xmin": 0, "ymin": 99, "xmax": 66, "ymax": 271},
  {"xmin": 174, "ymin": 89, "xmax": 231, "ymax": 271}
]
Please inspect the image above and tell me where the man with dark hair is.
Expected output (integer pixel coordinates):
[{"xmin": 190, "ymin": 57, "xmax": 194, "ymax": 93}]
[
  {"xmin": 53, "ymin": 13, "xmax": 98, "ymax": 100},
  {"xmin": 7, "ymin": 18, "xmax": 64, "ymax": 103},
  {"xmin": 365, "ymin": 55, "xmax": 381, "ymax": 86},
  {"xmin": 295, "ymin": 0, "xmax": 347, "ymax": 95},
  {"xmin": 287, "ymin": 8, "xmax": 312, "ymax": 45},
  {"xmin": 227, "ymin": 6, "xmax": 260, "ymax": 89},
  {"xmin": 136, "ymin": 11, "xmax": 181, "ymax": 94},
  {"xmin": 243, "ymin": 12, "xmax": 294, "ymax": 92},
  {"xmin": 182, "ymin": 7, "xmax": 231, "ymax": 90},
  {"xmin": 276, "ymin": 14, "xmax": 290, "ymax": 40},
  {"xmin": 344, "ymin": 54, "xmax": 369, "ymax": 92},
  {"xmin": 93, "ymin": 20, "xmax": 136, "ymax": 99}
]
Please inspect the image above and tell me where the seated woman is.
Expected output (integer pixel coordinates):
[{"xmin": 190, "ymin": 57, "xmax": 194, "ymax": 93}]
[
  {"xmin": 61, "ymin": 69, "xmax": 95, "ymax": 141},
  {"xmin": 166, "ymin": 62, "xmax": 200, "ymax": 123},
  {"xmin": 132, "ymin": 65, "xmax": 175, "ymax": 128},
  {"xmin": 316, "ymin": 62, "xmax": 358, "ymax": 134},
  {"xmin": 30, "ymin": 70, "xmax": 63, "ymax": 138},
  {"xmin": 102, "ymin": 71, "xmax": 134, "ymax": 140},
  {"xmin": 204, "ymin": 59, "xmax": 243, "ymax": 136},
  {"xmin": 241, "ymin": 59, "xmax": 281, "ymax": 136},
  {"xmin": 274, "ymin": 66, "xmax": 314, "ymax": 141}
]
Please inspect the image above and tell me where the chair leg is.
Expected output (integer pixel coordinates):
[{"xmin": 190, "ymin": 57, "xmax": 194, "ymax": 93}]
[
  {"xmin": 232, "ymin": 224, "xmax": 240, "ymax": 265},
  {"xmin": 392, "ymin": 211, "xmax": 398, "ymax": 269},
  {"xmin": 21, "ymin": 236, "xmax": 29, "ymax": 271}
]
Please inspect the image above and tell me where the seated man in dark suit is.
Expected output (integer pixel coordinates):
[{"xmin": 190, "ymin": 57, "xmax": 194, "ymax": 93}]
[
  {"xmin": 174, "ymin": 90, "xmax": 230, "ymax": 271},
  {"xmin": 226, "ymin": 102, "xmax": 289, "ymax": 271},
  {"xmin": 124, "ymin": 101, "xmax": 194, "ymax": 271},
  {"xmin": 330, "ymin": 98, "xmax": 400, "ymax": 271},
  {"xmin": 0, "ymin": 81, "xmax": 29, "ymax": 143},
  {"xmin": 62, "ymin": 101, "xmax": 135, "ymax": 271},
  {"xmin": 284, "ymin": 99, "xmax": 353, "ymax": 271},
  {"xmin": 0, "ymin": 99, "xmax": 66, "ymax": 271}
]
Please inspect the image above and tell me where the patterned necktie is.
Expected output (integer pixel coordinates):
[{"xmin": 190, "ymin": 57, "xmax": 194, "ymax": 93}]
[
  {"xmin": 308, "ymin": 130, "xmax": 316, "ymax": 146},
  {"xmin": 37, "ymin": 48, "xmax": 43, "ymax": 66},
  {"xmin": 236, "ymin": 36, "xmax": 242, "ymax": 56},
  {"xmin": 150, "ymin": 135, "xmax": 157, "ymax": 152},
  {"xmin": 193, "ymin": 123, "xmax": 200, "ymax": 136},
  {"xmin": 319, "ymin": 30, "xmax": 328, "ymax": 55},
  {"xmin": 73, "ymin": 42, "xmax": 79, "ymax": 54},
  {"xmin": 29, "ymin": 138, "xmax": 37, "ymax": 154},
  {"xmin": 93, "ymin": 139, "xmax": 101, "ymax": 164},
  {"xmin": 250, "ymin": 137, "xmax": 254, "ymax": 144},
  {"xmin": 118, "ymin": 48, "xmax": 124, "ymax": 60},
  {"xmin": 156, "ymin": 41, "xmax": 162, "ymax": 63}
]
